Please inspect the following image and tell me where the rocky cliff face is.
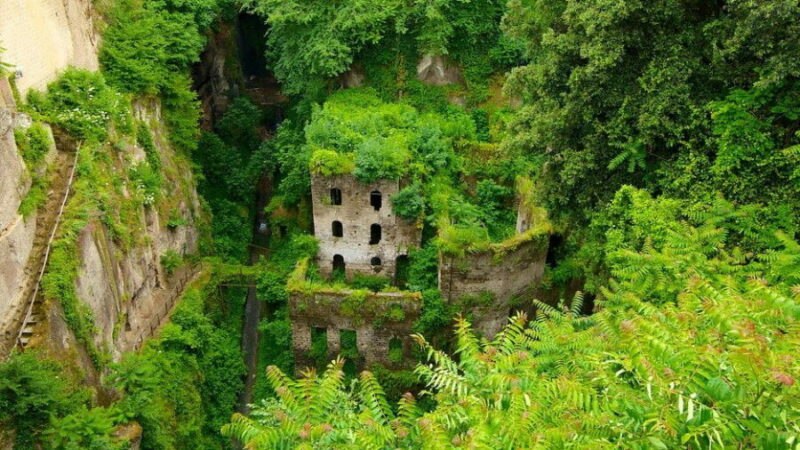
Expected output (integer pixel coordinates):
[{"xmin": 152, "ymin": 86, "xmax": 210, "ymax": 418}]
[
  {"xmin": 0, "ymin": 0, "xmax": 99, "ymax": 93},
  {"xmin": 0, "ymin": 79, "xmax": 36, "ymax": 348},
  {"xmin": 0, "ymin": 1, "xmax": 204, "ymax": 363},
  {"xmin": 65, "ymin": 100, "xmax": 202, "ymax": 360},
  {"xmin": 0, "ymin": 0, "xmax": 100, "ymax": 351}
]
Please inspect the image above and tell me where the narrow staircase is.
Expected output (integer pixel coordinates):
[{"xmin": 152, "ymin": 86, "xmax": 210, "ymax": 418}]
[{"xmin": 13, "ymin": 149, "xmax": 79, "ymax": 350}]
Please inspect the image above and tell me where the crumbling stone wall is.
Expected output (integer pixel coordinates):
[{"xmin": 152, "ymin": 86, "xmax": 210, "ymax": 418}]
[
  {"xmin": 438, "ymin": 234, "xmax": 548, "ymax": 338},
  {"xmin": 311, "ymin": 174, "xmax": 421, "ymax": 281},
  {"xmin": 289, "ymin": 287, "xmax": 420, "ymax": 372}
]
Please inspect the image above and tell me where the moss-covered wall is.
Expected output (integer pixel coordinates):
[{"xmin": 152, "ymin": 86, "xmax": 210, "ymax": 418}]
[{"xmin": 287, "ymin": 259, "xmax": 421, "ymax": 371}]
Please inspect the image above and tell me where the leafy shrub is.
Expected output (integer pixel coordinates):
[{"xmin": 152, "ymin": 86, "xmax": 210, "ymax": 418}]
[
  {"xmin": 27, "ymin": 68, "xmax": 130, "ymax": 142},
  {"xmin": 100, "ymin": 5, "xmax": 205, "ymax": 95},
  {"xmin": 475, "ymin": 179, "xmax": 516, "ymax": 240},
  {"xmin": 0, "ymin": 353, "xmax": 90, "ymax": 448},
  {"xmin": 308, "ymin": 149, "xmax": 355, "ymax": 176},
  {"xmin": 46, "ymin": 406, "xmax": 124, "ymax": 449},
  {"xmin": 353, "ymin": 137, "xmax": 409, "ymax": 182},
  {"xmin": 309, "ymin": 327, "xmax": 329, "ymax": 371},
  {"xmin": 387, "ymin": 340, "xmax": 404, "ymax": 364},
  {"xmin": 112, "ymin": 285, "xmax": 245, "ymax": 449},
  {"xmin": 412, "ymin": 289, "xmax": 455, "ymax": 336},
  {"xmin": 349, "ymin": 274, "xmax": 391, "ymax": 292},
  {"xmin": 258, "ymin": 314, "xmax": 294, "ymax": 382},
  {"xmin": 383, "ymin": 304, "xmax": 406, "ymax": 322},
  {"xmin": 129, "ymin": 162, "xmax": 161, "ymax": 206},
  {"xmin": 160, "ymin": 250, "xmax": 182, "ymax": 276},
  {"xmin": 215, "ymin": 96, "xmax": 263, "ymax": 153},
  {"xmin": 391, "ymin": 183, "xmax": 425, "ymax": 221},
  {"xmin": 135, "ymin": 122, "xmax": 161, "ymax": 171},
  {"xmin": 160, "ymin": 73, "xmax": 202, "ymax": 153},
  {"xmin": 14, "ymin": 124, "xmax": 52, "ymax": 217},
  {"xmin": 14, "ymin": 123, "xmax": 51, "ymax": 167},
  {"xmin": 406, "ymin": 244, "xmax": 439, "ymax": 292},
  {"xmin": 166, "ymin": 208, "xmax": 188, "ymax": 229}
]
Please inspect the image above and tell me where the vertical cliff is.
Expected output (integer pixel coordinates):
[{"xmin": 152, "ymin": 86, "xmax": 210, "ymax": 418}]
[
  {"xmin": 0, "ymin": 79, "xmax": 37, "ymax": 349},
  {"xmin": 0, "ymin": 0, "xmax": 99, "ymax": 93},
  {"xmin": 0, "ymin": 0, "xmax": 205, "ymax": 365}
]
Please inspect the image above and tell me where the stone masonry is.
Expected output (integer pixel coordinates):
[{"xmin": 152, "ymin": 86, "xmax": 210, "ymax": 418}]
[
  {"xmin": 289, "ymin": 289, "xmax": 421, "ymax": 370},
  {"xmin": 311, "ymin": 174, "xmax": 421, "ymax": 281},
  {"xmin": 438, "ymin": 203, "xmax": 550, "ymax": 338}
]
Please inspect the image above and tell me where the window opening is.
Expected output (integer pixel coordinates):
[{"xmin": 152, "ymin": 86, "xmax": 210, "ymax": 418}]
[
  {"xmin": 332, "ymin": 221, "xmax": 343, "ymax": 237},
  {"xmin": 388, "ymin": 337, "xmax": 403, "ymax": 363},
  {"xmin": 333, "ymin": 254, "xmax": 346, "ymax": 278},
  {"xmin": 330, "ymin": 188, "xmax": 342, "ymax": 205},
  {"xmin": 370, "ymin": 191, "xmax": 382, "ymax": 211},
  {"xmin": 395, "ymin": 255, "xmax": 409, "ymax": 288},
  {"xmin": 340, "ymin": 329, "xmax": 359, "ymax": 376},
  {"xmin": 310, "ymin": 327, "xmax": 328, "ymax": 370},
  {"xmin": 369, "ymin": 224, "xmax": 382, "ymax": 244}
]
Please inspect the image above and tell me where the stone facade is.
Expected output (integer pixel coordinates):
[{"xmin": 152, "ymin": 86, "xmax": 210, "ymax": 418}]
[
  {"xmin": 311, "ymin": 174, "xmax": 421, "ymax": 281},
  {"xmin": 289, "ymin": 285, "xmax": 421, "ymax": 372}
]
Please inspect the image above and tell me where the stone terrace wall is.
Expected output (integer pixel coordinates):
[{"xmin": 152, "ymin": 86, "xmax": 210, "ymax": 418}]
[
  {"xmin": 438, "ymin": 234, "xmax": 548, "ymax": 338},
  {"xmin": 311, "ymin": 174, "xmax": 421, "ymax": 280},
  {"xmin": 0, "ymin": 0, "xmax": 100, "ymax": 94},
  {"xmin": 289, "ymin": 286, "xmax": 421, "ymax": 372}
]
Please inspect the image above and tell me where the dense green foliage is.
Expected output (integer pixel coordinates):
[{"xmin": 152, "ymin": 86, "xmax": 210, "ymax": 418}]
[
  {"xmin": 192, "ymin": 96, "xmax": 271, "ymax": 263},
  {"xmin": 0, "ymin": 353, "xmax": 92, "ymax": 449},
  {"xmin": 99, "ymin": 0, "xmax": 222, "ymax": 152},
  {"xmin": 503, "ymin": 0, "xmax": 800, "ymax": 230},
  {"xmin": 111, "ymin": 283, "xmax": 245, "ymax": 449},
  {"xmin": 14, "ymin": 123, "xmax": 52, "ymax": 216},
  {"xmin": 6, "ymin": 0, "xmax": 800, "ymax": 447},
  {"xmin": 0, "ymin": 276, "xmax": 245, "ymax": 449},
  {"xmin": 240, "ymin": 0, "xmax": 514, "ymax": 97},
  {"xmin": 225, "ymin": 198, "xmax": 800, "ymax": 448},
  {"xmin": 28, "ymin": 69, "xmax": 132, "ymax": 142}
]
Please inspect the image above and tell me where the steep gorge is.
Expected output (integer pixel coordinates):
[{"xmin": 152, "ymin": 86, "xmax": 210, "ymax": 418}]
[{"xmin": 2, "ymin": 0, "xmax": 798, "ymax": 448}]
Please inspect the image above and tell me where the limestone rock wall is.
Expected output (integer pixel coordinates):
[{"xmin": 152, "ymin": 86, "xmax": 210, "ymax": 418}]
[
  {"xmin": 416, "ymin": 55, "xmax": 463, "ymax": 86},
  {"xmin": 311, "ymin": 175, "xmax": 421, "ymax": 281},
  {"xmin": 0, "ymin": 0, "xmax": 100, "ymax": 94},
  {"xmin": 289, "ymin": 288, "xmax": 420, "ymax": 371},
  {"xmin": 0, "ymin": 78, "xmax": 36, "ymax": 347},
  {"xmin": 71, "ymin": 101, "xmax": 202, "ymax": 360}
]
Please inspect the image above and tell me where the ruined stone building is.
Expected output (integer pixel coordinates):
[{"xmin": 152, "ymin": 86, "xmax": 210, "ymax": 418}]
[
  {"xmin": 285, "ymin": 174, "xmax": 423, "ymax": 372},
  {"xmin": 438, "ymin": 185, "xmax": 551, "ymax": 337},
  {"xmin": 288, "ymin": 258, "xmax": 421, "ymax": 371},
  {"xmin": 288, "ymin": 173, "xmax": 550, "ymax": 372},
  {"xmin": 311, "ymin": 174, "xmax": 421, "ymax": 281}
]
